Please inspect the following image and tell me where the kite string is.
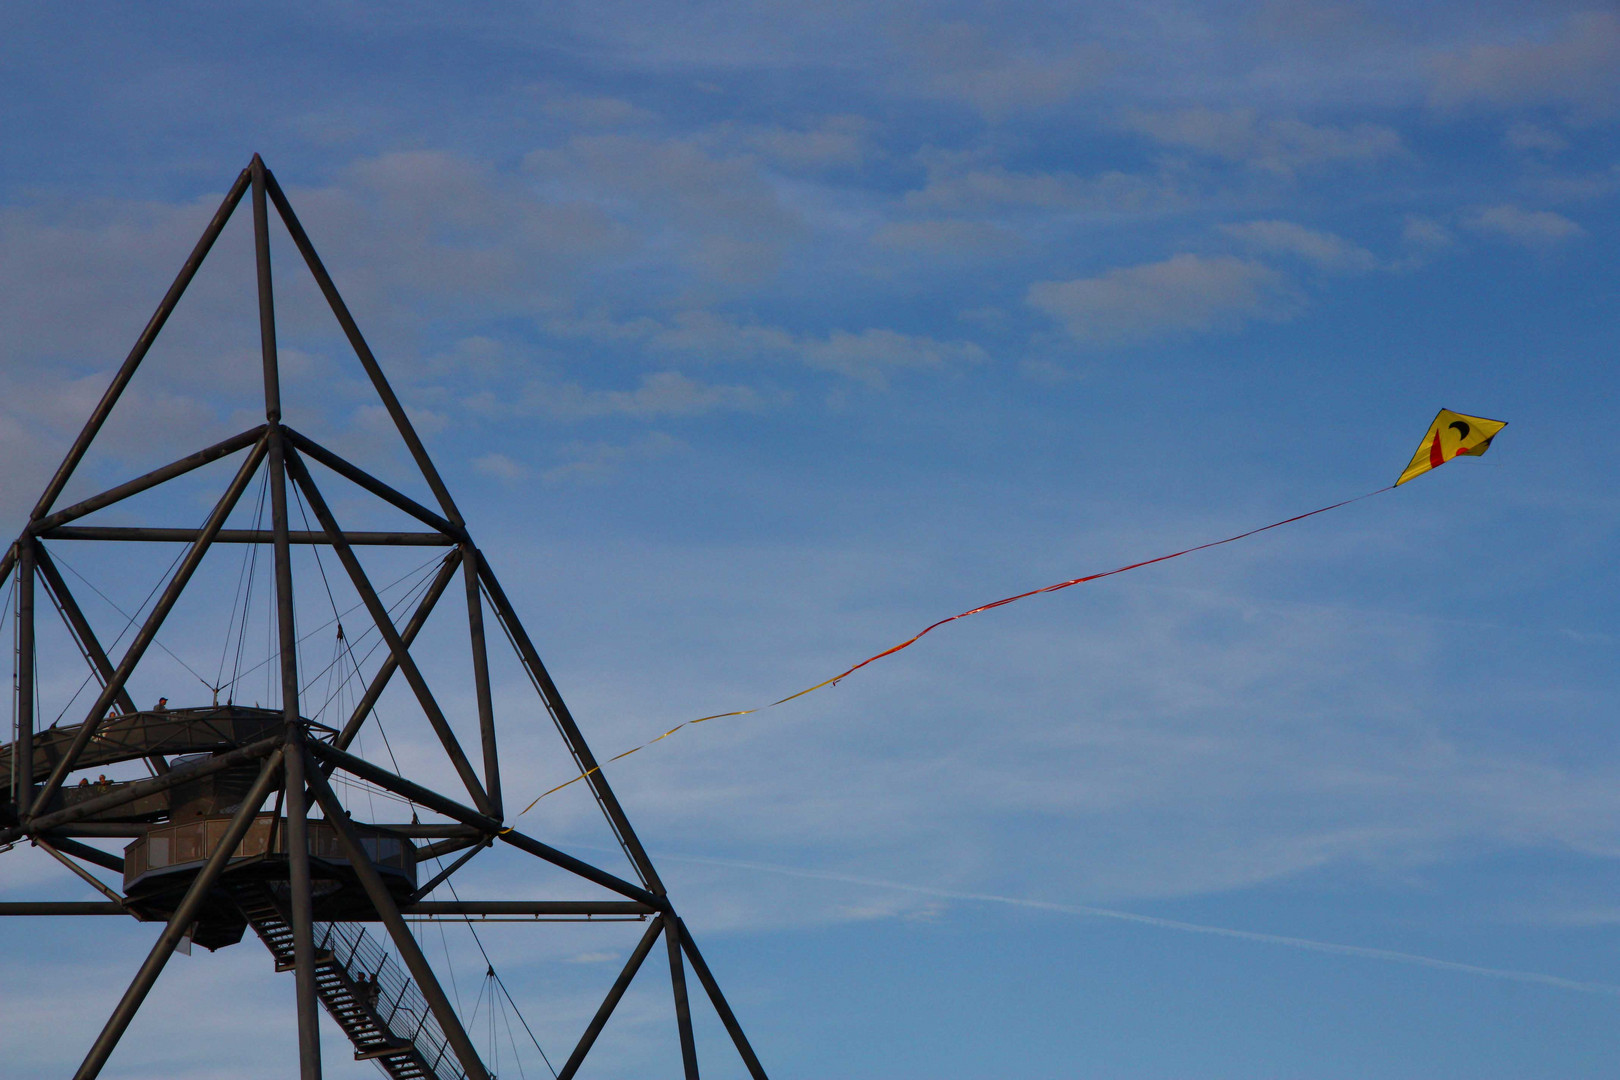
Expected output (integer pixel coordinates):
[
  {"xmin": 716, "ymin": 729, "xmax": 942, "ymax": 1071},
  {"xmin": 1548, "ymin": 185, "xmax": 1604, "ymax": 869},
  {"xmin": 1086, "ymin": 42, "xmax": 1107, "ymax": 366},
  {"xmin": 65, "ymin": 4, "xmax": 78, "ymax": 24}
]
[{"xmin": 512, "ymin": 484, "xmax": 1395, "ymax": 817}]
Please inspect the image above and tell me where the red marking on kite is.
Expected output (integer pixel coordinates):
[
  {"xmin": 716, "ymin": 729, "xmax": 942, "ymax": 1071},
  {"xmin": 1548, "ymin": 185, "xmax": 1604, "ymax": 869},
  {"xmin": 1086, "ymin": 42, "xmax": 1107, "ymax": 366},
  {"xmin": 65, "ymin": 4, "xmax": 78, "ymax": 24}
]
[{"xmin": 1429, "ymin": 432, "xmax": 1445, "ymax": 469}]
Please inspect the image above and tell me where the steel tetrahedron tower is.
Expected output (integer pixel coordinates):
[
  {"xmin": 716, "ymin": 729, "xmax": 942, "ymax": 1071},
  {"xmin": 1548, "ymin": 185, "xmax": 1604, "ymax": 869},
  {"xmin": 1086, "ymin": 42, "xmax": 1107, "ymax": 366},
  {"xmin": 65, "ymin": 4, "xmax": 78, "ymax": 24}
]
[{"xmin": 0, "ymin": 155, "xmax": 769, "ymax": 1080}]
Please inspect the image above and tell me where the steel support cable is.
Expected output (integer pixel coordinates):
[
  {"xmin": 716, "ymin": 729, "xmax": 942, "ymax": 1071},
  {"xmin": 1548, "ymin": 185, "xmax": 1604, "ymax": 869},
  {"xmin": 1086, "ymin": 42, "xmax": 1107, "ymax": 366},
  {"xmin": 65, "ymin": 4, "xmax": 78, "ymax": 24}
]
[
  {"xmin": 224, "ymin": 550, "xmax": 445, "ymax": 700},
  {"xmin": 466, "ymin": 974, "xmax": 489, "ymax": 1049},
  {"xmin": 40, "ymin": 574, "xmax": 103, "ymax": 717},
  {"xmin": 48, "ymin": 546, "xmax": 191, "ymax": 724},
  {"xmin": 44, "ymin": 525, "xmax": 435, "ymax": 720},
  {"xmin": 218, "ymin": 462, "xmax": 271, "ymax": 697},
  {"xmin": 330, "ymin": 773, "xmax": 416, "ymax": 808},
  {"xmin": 298, "ymin": 555, "xmax": 440, "ymax": 711},
  {"xmin": 479, "ymin": 575, "xmax": 640, "ymax": 875},
  {"xmin": 56, "ymin": 533, "xmax": 216, "ymax": 694},
  {"xmin": 497, "ymin": 986, "xmax": 531, "ymax": 1080},
  {"xmin": 303, "ymin": 569, "xmax": 438, "ymax": 828},
  {"xmin": 287, "ymin": 481, "xmax": 348, "ymax": 719},
  {"xmin": 297, "ymin": 570, "xmax": 426, "ymax": 711},
  {"xmin": 439, "ymin": 872, "xmax": 558, "ymax": 1078},
  {"xmin": 436, "ymin": 915, "xmax": 464, "ymax": 1016},
  {"xmin": 295, "ymin": 505, "xmax": 539, "ymax": 1069}
]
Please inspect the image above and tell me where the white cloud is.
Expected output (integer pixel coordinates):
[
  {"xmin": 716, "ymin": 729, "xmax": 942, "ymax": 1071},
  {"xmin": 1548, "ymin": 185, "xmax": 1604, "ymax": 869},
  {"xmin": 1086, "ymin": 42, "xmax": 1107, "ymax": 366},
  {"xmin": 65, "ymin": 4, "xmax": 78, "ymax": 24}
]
[
  {"xmin": 1027, "ymin": 254, "xmax": 1299, "ymax": 346},
  {"xmin": 1469, "ymin": 204, "xmax": 1585, "ymax": 247},
  {"xmin": 473, "ymin": 452, "xmax": 529, "ymax": 481},
  {"xmin": 542, "ymin": 430, "xmax": 687, "ymax": 484},
  {"xmin": 651, "ymin": 312, "xmax": 987, "ymax": 386},
  {"xmin": 742, "ymin": 115, "xmax": 876, "ymax": 170},
  {"xmin": 1123, "ymin": 107, "xmax": 1402, "ymax": 176},
  {"xmin": 894, "ymin": 21, "xmax": 1110, "ymax": 115},
  {"xmin": 539, "ymin": 91, "xmax": 658, "ymax": 128},
  {"xmin": 1390, "ymin": 214, "xmax": 1457, "ymax": 271},
  {"xmin": 1218, "ymin": 219, "xmax": 1378, "ymax": 273},
  {"xmin": 872, "ymin": 219, "xmax": 1021, "ymax": 259},
  {"xmin": 1429, "ymin": 11, "xmax": 1620, "ymax": 114},
  {"xmin": 1401, "ymin": 215, "xmax": 1455, "ymax": 250},
  {"xmin": 469, "ymin": 370, "xmax": 766, "ymax": 420},
  {"xmin": 903, "ymin": 162, "xmax": 1183, "ymax": 214},
  {"xmin": 1532, "ymin": 165, "xmax": 1620, "ymax": 203},
  {"xmin": 551, "ymin": 310, "xmax": 987, "ymax": 387},
  {"xmin": 1504, "ymin": 121, "xmax": 1569, "ymax": 154},
  {"xmin": 523, "ymin": 135, "xmax": 804, "ymax": 286}
]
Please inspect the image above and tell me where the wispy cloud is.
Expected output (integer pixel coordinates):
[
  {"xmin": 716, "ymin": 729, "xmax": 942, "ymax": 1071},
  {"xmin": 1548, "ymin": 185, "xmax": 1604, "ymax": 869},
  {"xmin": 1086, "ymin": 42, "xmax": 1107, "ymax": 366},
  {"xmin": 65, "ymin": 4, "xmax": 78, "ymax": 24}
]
[
  {"xmin": 467, "ymin": 370, "xmax": 767, "ymax": 420},
  {"xmin": 1028, "ymin": 254, "xmax": 1299, "ymax": 346},
  {"xmin": 903, "ymin": 161, "xmax": 1183, "ymax": 214},
  {"xmin": 1468, "ymin": 204, "xmax": 1585, "ymax": 247},
  {"xmin": 1218, "ymin": 220, "xmax": 1378, "ymax": 273},
  {"xmin": 542, "ymin": 430, "xmax": 687, "ymax": 483},
  {"xmin": 473, "ymin": 451, "xmax": 529, "ymax": 482},
  {"xmin": 1122, "ymin": 107, "xmax": 1402, "ymax": 176},
  {"xmin": 553, "ymin": 310, "xmax": 987, "ymax": 387},
  {"xmin": 1429, "ymin": 11, "xmax": 1620, "ymax": 115}
]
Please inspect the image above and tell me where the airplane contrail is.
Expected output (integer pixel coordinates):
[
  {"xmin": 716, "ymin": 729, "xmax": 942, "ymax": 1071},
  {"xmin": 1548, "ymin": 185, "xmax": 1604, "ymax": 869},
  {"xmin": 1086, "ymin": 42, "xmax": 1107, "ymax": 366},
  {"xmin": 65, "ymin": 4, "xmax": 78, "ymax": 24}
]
[{"xmin": 652, "ymin": 849, "xmax": 1620, "ymax": 998}]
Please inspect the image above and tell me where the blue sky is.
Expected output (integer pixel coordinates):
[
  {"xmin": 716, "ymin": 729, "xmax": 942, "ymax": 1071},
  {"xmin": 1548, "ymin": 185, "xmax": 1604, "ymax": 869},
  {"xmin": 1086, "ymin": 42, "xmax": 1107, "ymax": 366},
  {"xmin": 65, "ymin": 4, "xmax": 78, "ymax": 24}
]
[{"xmin": 2, "ymin": 2, "xmax": 1618, "ymax": 1076}]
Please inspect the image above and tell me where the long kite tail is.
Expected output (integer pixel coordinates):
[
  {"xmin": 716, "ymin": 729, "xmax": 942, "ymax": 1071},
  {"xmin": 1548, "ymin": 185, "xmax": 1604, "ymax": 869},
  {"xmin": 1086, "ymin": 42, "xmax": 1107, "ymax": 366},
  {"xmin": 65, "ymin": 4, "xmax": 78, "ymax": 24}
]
[{"xmin": 514, "ymin": 485, "xmax": 1395, "ymax": 816}]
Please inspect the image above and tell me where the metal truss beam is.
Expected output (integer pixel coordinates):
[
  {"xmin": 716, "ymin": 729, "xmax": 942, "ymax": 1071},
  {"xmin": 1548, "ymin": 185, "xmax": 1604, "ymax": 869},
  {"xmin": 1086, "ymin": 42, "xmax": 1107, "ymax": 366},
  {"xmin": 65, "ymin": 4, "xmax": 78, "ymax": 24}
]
[
  {"xmin": 73, "ymin": 749, "xmax": 283, "ymax": 1080},
  {"xmin": 667, "ymin": 910, "xmax": 701, "ymax": 1079},
  {"xmin": 284, "ymin": 427, "xmax": 461, "ymax": 539},
  {"xmin": 304, "ymin": 747, "xmax": 490, "ymax": 1080},
  {"xmin": 28, "ymin": 434, "xmax": 270, "ymax": 819},
  {"xmin": 284, "ymin": 448, "xmax": 493, "ymax": 816},
  {"xmin": 334, "ymin": 551, "xmax": 460, "ymax": 752},
  {"xmin": 4, "ymin": 733, "xmax": 282, "ymax": 842},
  {"xmin": 0, "ymin": 902, "xmax": 128, "ymax": 915},
  {"xmin": 30, "ymin": 426, "xmax": 267, "ymax": 534},
  {"xmin": 476, "ymin": 552, "xmax": 667, "ymax": 895},
  {"xmin": 463, "ymin": 545, "xmax": 501, "ymax": 817},
  {"xmin": 263, "ymin": 167, "xmax": 466, "ymax": 531},
  {"xmin": 556, "ymin": 917, "xmax": 667, "ymax": 1080},
  {"xmin": 30, "ymin": 167, "xmax": 252, "ymax": 523},
  {"xmin": 307, "ymin": 740, "xmax": 657, "ymax": 906},
  {"xmin": 679, "ymin": 918, "xmax": 770, "ymax": 1079},
  {"xmin": 38, "ymin": 527, "xmax": 452, "ymax": 545}
]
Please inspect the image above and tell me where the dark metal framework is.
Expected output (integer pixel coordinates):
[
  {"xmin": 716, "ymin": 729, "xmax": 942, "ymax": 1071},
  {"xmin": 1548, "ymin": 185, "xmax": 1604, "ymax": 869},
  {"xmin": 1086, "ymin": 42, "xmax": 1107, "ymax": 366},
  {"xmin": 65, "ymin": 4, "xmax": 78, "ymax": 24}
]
[{"xmin": 1, "ymin": 155, "xmax": 768, "ymax": 1080}]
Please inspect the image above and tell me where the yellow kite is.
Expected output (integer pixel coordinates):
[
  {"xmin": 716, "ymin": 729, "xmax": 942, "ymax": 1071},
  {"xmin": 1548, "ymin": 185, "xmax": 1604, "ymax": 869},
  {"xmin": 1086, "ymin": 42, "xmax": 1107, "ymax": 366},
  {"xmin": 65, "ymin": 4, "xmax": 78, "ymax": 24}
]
[{"xmin": 1396, "ymin": 409, "xmax": 1507, "ymax": 486}]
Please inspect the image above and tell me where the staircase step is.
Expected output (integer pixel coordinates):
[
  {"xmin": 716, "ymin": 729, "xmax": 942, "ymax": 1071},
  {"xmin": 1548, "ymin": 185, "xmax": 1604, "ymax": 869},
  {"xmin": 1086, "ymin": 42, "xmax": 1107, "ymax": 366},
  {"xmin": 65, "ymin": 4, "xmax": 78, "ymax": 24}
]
[{"xmin": 231, "ymin": 881, "xmax": 462, "ymax": 1080}]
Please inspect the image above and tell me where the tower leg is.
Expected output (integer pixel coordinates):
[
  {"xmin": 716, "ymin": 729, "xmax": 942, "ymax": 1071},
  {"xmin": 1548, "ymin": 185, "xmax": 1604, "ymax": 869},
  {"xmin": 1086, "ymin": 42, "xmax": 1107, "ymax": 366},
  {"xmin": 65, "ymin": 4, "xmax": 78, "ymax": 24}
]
[
  {"xmin": 14, "ymin": 539, "xmax": 35, "ymax": 810},
  {"xmin": 666, "ymin": 912, "xmax": 701, "ymax": 1080},
  {"xmin": 254, "ymin": 153, "xmax": 324, "ymax": 1080},
  {"xmin": 283, "ymin": 736, "xmax": 323, "ymax": 1079},
  {"xmin": 556, "ymin": 917, "xmax": 666, "ymax": 1080},
  {"xmin": 73, "ymin": 750, "xmax": 284, "ymax": 1080},
  {"xmin": 303, "ymin": 748, "xmax": 491, "ymax": 1080},
  {"xmin": 679, "ymin": 918, "xmax": 771, "ymax": 1079}
]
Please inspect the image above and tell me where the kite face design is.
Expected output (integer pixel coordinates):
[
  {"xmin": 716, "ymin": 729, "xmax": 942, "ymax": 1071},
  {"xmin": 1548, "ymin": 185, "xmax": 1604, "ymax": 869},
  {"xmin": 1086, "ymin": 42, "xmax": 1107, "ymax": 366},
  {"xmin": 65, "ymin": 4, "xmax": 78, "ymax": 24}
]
[{"xmin": 1396, "ymin": 409, "xmax": 1508, "ymax": 486}]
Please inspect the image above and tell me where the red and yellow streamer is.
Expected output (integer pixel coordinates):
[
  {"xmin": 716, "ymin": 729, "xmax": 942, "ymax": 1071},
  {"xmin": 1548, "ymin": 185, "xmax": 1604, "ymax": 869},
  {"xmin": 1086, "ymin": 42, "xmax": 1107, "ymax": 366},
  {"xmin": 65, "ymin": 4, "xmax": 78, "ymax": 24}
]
[{"xmin": 514, "ymin": 485, "xmax": 1396, "ymax": 816}]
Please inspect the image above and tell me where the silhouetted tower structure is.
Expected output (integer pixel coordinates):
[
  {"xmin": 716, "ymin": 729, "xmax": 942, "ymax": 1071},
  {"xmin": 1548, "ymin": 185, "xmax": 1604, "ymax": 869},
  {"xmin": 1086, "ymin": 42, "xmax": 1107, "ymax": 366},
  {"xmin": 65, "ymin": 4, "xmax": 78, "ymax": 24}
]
[{"xmin": 0, "ymin": 155, "xmax": 768, "ymax": 1080}]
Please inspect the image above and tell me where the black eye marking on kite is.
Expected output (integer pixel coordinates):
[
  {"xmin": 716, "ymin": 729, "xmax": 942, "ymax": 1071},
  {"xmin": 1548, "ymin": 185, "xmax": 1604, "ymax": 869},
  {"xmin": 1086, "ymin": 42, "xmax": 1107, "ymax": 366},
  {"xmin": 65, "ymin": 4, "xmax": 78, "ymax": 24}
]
[{"xmin": 1449, "ymin": 420, "xmax": 1471, "ymax": 439}]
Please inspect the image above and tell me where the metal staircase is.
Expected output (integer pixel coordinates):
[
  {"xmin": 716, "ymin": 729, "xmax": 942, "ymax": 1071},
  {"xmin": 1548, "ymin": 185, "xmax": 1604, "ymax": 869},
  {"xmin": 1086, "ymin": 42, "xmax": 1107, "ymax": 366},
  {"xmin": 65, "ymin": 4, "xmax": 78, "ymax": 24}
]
[{"xmin": 232, "ymin": 883, "xmax": 468, "ymax": 1079}]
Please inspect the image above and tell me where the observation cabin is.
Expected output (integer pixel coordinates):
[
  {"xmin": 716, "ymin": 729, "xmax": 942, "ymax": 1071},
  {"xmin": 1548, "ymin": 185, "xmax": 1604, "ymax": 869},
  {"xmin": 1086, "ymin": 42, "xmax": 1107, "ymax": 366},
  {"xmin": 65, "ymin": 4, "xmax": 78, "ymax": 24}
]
[{"xmin": 2, "ymin": 704, "xmax": 415, "ymax": 950}]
